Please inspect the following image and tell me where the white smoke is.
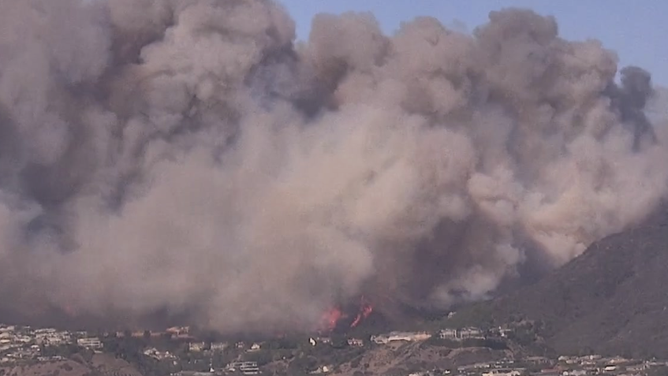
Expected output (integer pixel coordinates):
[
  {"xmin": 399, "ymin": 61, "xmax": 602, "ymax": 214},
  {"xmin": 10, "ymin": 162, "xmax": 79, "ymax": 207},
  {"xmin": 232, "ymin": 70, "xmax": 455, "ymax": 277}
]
[{"xmin": 0, "ymin": 0, "xmax": 665, "ymax": 332}]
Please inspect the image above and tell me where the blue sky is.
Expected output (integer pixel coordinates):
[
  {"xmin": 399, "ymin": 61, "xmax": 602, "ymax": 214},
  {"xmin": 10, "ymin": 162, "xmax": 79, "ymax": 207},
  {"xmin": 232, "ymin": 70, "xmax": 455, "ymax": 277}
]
[{"xmin": 278, "ymin": 1, "xmax": 668, "ymax": 87}]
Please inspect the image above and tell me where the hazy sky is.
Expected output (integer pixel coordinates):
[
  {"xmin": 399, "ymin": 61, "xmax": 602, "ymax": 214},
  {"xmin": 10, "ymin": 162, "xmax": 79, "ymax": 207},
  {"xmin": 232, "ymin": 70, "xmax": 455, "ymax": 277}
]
[{"xmin": 278, "ymin": 0, "xmax": 668, "ymax": 86}]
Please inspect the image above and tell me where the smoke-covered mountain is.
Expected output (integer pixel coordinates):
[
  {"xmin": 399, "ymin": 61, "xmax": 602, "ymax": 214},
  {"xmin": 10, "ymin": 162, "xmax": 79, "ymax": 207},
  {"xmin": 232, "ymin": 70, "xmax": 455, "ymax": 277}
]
[
  {"xmin": 0, "ymin": 0, "xmax": 666, "ymax": 334},
  {"xmin": 459, "ymin": 204, "xmax": 668, "ymax": 358}
]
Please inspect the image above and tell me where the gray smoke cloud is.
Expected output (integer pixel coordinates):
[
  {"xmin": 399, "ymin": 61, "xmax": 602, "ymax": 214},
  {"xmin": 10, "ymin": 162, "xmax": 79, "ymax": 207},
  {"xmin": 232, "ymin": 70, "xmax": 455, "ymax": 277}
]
[{"xmin": 0, "ymin": 0, "xmax": 666, "ymax": 333}]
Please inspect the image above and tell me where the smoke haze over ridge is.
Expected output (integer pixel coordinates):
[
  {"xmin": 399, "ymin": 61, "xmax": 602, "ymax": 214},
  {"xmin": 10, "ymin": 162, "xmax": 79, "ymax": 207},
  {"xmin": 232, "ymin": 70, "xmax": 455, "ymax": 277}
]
[{"xmin": 0, "ymin": 0, "xmax": 666, "ymax": 333}]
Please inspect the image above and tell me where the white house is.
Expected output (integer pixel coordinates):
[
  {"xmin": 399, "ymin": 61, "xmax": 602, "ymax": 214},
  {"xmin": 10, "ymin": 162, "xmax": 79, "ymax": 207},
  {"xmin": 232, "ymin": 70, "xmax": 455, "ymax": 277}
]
[
  {"xmin": 438, "ymin": 328, "xmax": 458, "ymax": 340},
  {"xmin": 77, "ymin": 337, "xmax": 103, "ymax": 350},
  {"xmin": 459, "ymin": 327, "xmax": 484, "ymax": 339},
  {"xmin": 482, "ymin": 369, "xmax": 521, "ymax": 376},
  {"xmin": 371, "ymin": 331, "xmax": 431, "ymax": 344}
]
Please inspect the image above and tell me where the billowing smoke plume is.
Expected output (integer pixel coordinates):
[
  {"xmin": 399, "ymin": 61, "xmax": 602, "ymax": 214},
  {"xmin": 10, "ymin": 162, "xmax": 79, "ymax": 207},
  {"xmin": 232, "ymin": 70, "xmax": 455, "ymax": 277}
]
[{"xmin": 0, "ymin": 0, "xmax": 666, "ymax": 333}]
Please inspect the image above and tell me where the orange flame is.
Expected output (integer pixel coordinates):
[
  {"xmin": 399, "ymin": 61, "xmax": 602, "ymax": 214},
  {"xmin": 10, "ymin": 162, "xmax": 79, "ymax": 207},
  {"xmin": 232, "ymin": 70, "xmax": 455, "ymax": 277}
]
[
  {"xmin": 318, "ymin": 296, "xmax": 374, "ymax": 332},
  {"xmin": 320, "ymin": 307, "xmax": 344, "ymax": 332},
  {"xmin": 350, "ymin": 296, "xmax": 373, "ymax": 328}
]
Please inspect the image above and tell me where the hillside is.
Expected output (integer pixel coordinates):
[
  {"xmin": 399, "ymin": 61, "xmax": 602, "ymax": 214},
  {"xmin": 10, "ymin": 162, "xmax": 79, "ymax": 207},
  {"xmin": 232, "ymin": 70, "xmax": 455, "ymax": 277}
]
[
  {"xmin": 459, "ymin": 204, "xmax": 668, "ymax": 358},
  {"xmin": 328, "ymin": 343, "xmax": 510, "ymax": 376},
  {"xmin": 0, "ymin": 354, "xmax": 141, "ymax": 376}
]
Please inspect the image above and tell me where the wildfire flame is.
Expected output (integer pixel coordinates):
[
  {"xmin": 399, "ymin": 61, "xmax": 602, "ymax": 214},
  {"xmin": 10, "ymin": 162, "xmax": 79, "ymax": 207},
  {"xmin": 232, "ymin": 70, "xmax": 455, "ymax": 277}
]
[
  {"xmin": 350, "ymin": 296, "xmax": 373, "ymax": 328},
  {"xmin": 319, "ymin": 296, "xmax": 374, "ymax": 332},
  {"xmin": 320, "ymin": 307, "xmax": 344, "ymax": 332}
]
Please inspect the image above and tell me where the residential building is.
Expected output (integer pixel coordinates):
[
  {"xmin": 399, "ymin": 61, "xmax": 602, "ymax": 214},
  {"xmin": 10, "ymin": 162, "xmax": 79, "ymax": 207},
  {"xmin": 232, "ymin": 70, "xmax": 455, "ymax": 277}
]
[
  {"xmin": 166, "ymin": 326, "xmax": 190, "ymax": 336},
  {"xmin": 210, "ymin": 342, "xmax": 228, "ymax": 352},
  {"xmin": 439, "ymin": 328, "xmax": 458, "ymax": 340},
  {"xmin": 482, "ymin": 370, "xmax": 521, "ymax": 376},
  {"xmin": 371, "ymin": 331, "xmax": 431, "ymax": 344},
  {"xmin": 188, "ymin": 342, "xmax": 206, "ymax": 352},
  {"xmin": 459, "ymin": 327, "xmax": 484, "ymax": 339},
  {"xmin": 226, "ymin": 361, "xmax": 259, "ymax": 375},
  {"xmin": 77, "ymin": 337, "xmax": 103, "ymax": 350}
]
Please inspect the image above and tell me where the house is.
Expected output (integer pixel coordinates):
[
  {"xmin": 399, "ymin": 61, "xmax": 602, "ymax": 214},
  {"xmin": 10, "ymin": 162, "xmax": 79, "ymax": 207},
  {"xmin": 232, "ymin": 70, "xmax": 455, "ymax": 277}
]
[
  {"xmin": 559, "ymin": 356, "xmax": 578, "ymax": 364},
  {"xmin": 459, "ymin": 327, "xmax": 484, "ymax": 339},
  {"xmin": 482, "ymin": 370, "xmax": 521, "ymax": 376},
  {"xmin": 607, "ymin": 357, "xmax": 629, "ymax": 365},
  {"xmin": 437, "ymin": 327, "xmax": 485, "ymax": 341},
  {"xmin": 210, "ymin": 342, "xmax": 228, "ymax": 352},
  {"xmin": 35, "ymin": 329, "xmax": 71, "ymax": 346},
  {"xmin": 14, "ymin": 335, "xmax": 31, "ymax": 344},
  {"xmin": 34, "ymin": 328, "xmax": 56, "ymax": 335},
  {"xmin": 371, "ymin": 334, "xmax": 389, "ymax": 344},
  {"xmin": 312, "ymin": 365, "xmax": 332, "ymax": 374},
  {"xmin": 626, "ymin": 363, "xmax": 648, "ymax": 372},
  {"xmin": 371, "ymin": 331, "xmax": 431, "ymax": 344},
  {"xmin": 439, "ymin": 328, "xmax": 458, "ymax": 340},
  {"xmin": 526, "ymin": 356, "xmax": 551, "ymax": 365},
  {"xmin": 144, "ymin": 347, "xmax": 176, "ymax": 360},
  {"xmin": 188, "ymin": 342, "xmax": 206, "ymax": 352},
  {"xmin": 77, "ymin": 337, "xmax": 103, "ymax": 350},
  {"xmin": 498, "ymin": 326, "xmax": 513, "ymax": 338},
  {"xmin": 578, "ymin": 355, "xmax": 601, "ymax": 361},
  {"xmin": 226, "ymin": 361, "xmax": 259, "ymax": 375},
  {"xmin": 249, "ymin": 343, "xmax": 261, "ymax": 351},
  {"xmin": 144, "ymin": 347, "xmax": 159, "ymax": 359},
  {"xmin": 166, "ymin": 326, "xmax": 190, "ymax": 336},
  {"xmin": 0, "ymin": 326, "xmax": 15, "ymax": 333},
  {"xmin": 166, "ymin": 326, "xmax": 193, "ymax": 339},
  {"xmin": 539, "ymin": 368, "xmax": 564, "ymax": 376}
]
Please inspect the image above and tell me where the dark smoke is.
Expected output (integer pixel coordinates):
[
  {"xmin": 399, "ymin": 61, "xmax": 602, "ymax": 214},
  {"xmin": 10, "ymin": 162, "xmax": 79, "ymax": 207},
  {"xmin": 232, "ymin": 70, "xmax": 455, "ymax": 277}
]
[{"xmin": 0, "ymin": 0, "xmax": 666, "ymax": 333}]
